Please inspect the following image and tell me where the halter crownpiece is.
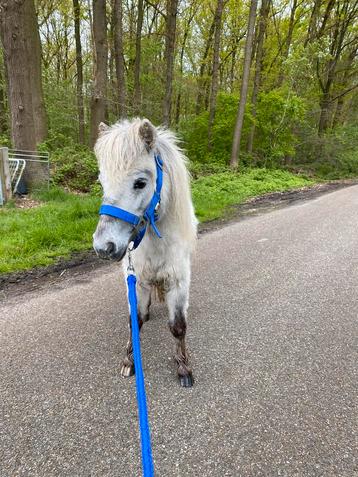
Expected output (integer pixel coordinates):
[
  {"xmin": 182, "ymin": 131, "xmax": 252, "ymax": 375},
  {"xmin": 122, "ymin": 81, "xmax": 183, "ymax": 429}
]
[{"xmin": 99, "ymin": 153, "xmax": 163, "ymax": 249}]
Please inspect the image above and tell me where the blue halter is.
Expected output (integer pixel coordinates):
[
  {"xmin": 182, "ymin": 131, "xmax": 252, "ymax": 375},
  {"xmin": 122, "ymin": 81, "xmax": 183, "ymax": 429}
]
[{"xmin": 99, "ymin": 153, "xmax": 163, "ymax": 249}]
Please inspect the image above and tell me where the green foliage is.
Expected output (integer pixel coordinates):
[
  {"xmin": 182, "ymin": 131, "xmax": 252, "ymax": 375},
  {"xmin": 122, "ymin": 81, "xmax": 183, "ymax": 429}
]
[
  {"xmin": 39, "ymin": 136, "xmax": 98, "ymax": 192},
  {"xmin": 192, "ymin": 168, "xmax": 313, "ymax": 221},
  {"xmin": 0, "ymin": 134, "xmax": 11, "ymax": 148},
  {"xmin": 254, "ymin": 89, "xmax": 307, "ymax": 164},
  {"xmin": 180, "ymin": 93, "xmax": 252, "ymax": 164},
  {"xmin": 294, "ymin": 125, "xmax": 358, "ymax": 179},
  {"xmin": 180, "ymin": 90, "xmax": 306, "ymax": 167},
  {"xmin": 43, "ymin": 79, "xmax": 79, "ymax": 142}
]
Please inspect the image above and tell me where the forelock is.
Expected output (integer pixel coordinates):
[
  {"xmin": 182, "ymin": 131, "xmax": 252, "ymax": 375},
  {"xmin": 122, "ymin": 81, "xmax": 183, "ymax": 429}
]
[{"xmin": 94, "ymin": 118, "xmax": 148, "ymax": 181}]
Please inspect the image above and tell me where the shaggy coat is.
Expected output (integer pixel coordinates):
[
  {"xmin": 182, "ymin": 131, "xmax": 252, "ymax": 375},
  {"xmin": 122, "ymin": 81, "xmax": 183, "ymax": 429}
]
[{"xmin": 93, "ymin": 118, "xmax": 197, "ymax": 387}]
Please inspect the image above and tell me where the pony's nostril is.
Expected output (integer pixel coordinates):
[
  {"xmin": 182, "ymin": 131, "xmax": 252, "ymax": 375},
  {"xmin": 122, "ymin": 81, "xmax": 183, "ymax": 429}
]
[{"xmin": 106, "ymin": 242, "xmax": 115, "ymax": 255}]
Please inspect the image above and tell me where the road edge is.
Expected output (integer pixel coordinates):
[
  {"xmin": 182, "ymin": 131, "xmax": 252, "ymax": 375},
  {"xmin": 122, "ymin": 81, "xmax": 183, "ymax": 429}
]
[{"xmin": 1, "ymin": 179, "xmax": 357, "ymax": 300}]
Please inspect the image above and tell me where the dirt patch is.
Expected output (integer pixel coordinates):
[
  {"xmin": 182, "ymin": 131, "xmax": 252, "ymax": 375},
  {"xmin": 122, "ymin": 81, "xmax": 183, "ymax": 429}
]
[
  {"xmin": 15, "ymin": 196, "xmax": 42, "ymax": 209},
  {"xmin": 1, "ymin": 179, "xmax": 357, "ymax": 301},
  {"xmin": 0, "ymin": 251, "xmax": 108, "ymax": 301}
]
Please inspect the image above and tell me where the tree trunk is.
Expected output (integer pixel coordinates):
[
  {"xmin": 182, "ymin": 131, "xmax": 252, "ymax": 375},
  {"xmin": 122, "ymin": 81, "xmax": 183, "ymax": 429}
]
[
  {"xmin": 277, "ymin": 0, "xmax": 297, "ymax": 86},
  {"xmin": 332, "ymin": 49, "xmax": 357, "ymax": 128},
  {"xmin": 25, "ymin": 0, "xmax": 48, "ymax": 144},
  {"xmin": 162, "ymin": 0, "xmax": 178, "ymax": 127},
  {"xmin": 133, "ymin": 0, "xmax": 144, "ymax": 115},
  {"xmin": 0, "ymin": 56, "xmax": 8, "ymax": 135},
  {"xmin": 0, "ymin": 0, "xmax": 37, "ymax": 149},
  {"xmin": 113, "ymin": 0, "xmax": 126, "ymax": 117},
  {"xmin": 304, "ymin": 0, "xmax": 322, "ymax": 46},
  {"xmin": 247, "ymin": 0, "xmax": 270, "ymax": 153},
  {"xmin": 175, "ymin": 5, "xmax": 196, "ymax": 125},
  {"xmin": 318, "ymin": 92, "xmax": 331, "ymax": 135},
  {"xmin": 73, "ymin": 0, "xmax": 85, "ymax": 143},
  {"xmin": 90, "ymin": 0, "xmax": 108, "ymax": 148},
  {"xmin": 208, "ymin": 0, "xmax": 225, "ymax": 149},
  {"xmin": 316, "ymin": 1, "xmax": 351, "ymax": 135},
  {"xmin": 332, "ymin": 95, "xmax": 344, "ymax": 128},
  {"xmin": 195, "ymin": 18, "xmax": 215, "ymax": 115},
  {"xmin": 230, "ymin": 0, "xmax": 258, "ymax": 168}
]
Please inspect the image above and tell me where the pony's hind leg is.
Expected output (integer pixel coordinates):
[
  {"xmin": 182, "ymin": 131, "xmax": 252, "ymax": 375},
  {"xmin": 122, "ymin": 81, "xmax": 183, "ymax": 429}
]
[
  {"xmin": 120, "ymin": 282, "xmax": 151, "ymax": 377},
  {"xmin": 166, "ymin": 285, "xmax": 194, "ymax": 388}
]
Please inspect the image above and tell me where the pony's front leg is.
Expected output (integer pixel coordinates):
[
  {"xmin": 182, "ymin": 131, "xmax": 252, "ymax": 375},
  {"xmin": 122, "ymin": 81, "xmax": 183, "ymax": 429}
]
[
  {"xmin": 166, "ymin": 285, "xmax": 194, "ymax": 388},
  {"xmin": 120, "ymin": 282, "xmax": 151, "ymax": 377}
]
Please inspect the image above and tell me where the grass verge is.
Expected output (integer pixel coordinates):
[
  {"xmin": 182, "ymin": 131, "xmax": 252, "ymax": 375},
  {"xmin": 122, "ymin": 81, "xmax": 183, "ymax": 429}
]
[
  {"xmin": 0, "ymin": 169, "xmax": 313, "ymax": 274},
  {"xmin": 192, "ymin": 168, "xmax": 313, "ymax": 221}
]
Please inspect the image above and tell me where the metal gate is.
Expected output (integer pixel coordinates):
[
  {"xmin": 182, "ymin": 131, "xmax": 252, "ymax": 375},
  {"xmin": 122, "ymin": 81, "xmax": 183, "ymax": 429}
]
[
  {"xmin": 8, "ymin": 158, "xmax": 26, "ymax": 194},
  {"xmin": 8, "ymin": 149, "xmax": 50, "ymax": 192}
]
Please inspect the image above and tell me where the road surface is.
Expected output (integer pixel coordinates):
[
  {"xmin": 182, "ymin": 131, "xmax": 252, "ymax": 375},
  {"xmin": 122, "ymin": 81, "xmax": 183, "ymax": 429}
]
[{"xmin": 1, "ymin": 186, "xmax": 357, "ymax": 476}]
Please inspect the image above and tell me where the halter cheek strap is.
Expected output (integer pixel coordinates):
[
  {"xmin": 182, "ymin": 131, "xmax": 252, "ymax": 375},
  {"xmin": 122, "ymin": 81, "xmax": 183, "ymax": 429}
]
[{"xmin": 98, "ymin": 153, "xmax": 163, "ymax": 249}]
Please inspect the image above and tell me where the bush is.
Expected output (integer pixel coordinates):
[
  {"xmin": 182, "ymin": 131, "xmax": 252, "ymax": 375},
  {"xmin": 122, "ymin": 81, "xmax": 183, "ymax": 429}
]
[
  {"xmin": 254, "ymin": 89, "xmax": 306, "ymax": 164},
  {"xmin": 180, "ymin": 93, "xmax": 253, "ymax": 165},
  {"xmin": 294, "ymin": 125, "xmax": 358, "ymax": 179},
  {"xmin": 0, "ymin": 134, "xmax": 11, "ymax": 148},
  {"xmin": 39, "ymin": 136, "xmax": 98, "ymax": 192}
]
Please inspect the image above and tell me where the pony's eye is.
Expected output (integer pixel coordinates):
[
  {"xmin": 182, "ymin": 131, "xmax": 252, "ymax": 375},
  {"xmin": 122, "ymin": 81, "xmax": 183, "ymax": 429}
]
[{"xmin": 134, "ymin": 179, "xmax": 147, "ymax": 190}]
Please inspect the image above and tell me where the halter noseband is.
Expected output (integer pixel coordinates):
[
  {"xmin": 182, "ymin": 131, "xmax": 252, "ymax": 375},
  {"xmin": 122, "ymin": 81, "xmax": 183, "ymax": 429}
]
[{"xmin": 99, "ymin": 153, "xmax": 163, "ymax": 249}]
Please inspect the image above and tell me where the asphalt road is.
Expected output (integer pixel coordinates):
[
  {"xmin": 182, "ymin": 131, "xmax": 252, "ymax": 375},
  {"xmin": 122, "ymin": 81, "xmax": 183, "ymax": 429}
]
[{"xmin": 1, "ymin": 186, "xmax": 357, "ymax": 477}]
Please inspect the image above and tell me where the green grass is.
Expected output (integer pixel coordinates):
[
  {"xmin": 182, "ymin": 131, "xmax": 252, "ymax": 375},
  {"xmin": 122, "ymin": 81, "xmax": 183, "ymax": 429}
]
[
  {"xmin": 0, "ymin": 188, "xmax": 100, "ymax": 273},
  {"xmin": 0, "ymin": 169, "xmax": 313, "ymax": 274},
  {"xmin": 192, "ymin": 168, "xmax": 313, "ymax": 221}
]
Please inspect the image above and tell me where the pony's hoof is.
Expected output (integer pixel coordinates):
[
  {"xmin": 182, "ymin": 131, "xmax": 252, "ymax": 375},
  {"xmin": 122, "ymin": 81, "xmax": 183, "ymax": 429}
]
[
  {"xmin": 179, "ymin": 373, "xmax": 194, "ymax": 388},
  {"xmin": 120, "ymin": 361, "xmax": 135, "ymax": 377},
  {"xmin": 142, "ymin": 313, "xmax": 150, "ymax": 323}
]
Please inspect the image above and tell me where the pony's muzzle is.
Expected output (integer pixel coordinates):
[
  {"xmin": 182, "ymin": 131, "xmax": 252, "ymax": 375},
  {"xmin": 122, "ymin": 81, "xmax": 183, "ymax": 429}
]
[
  {"xmin": 93, "ymin": 211, "xmax": 133, "ymax": 261},
  {"xmin": 94, "ymin": 241, "xmax": 127, "ymax": 261}
]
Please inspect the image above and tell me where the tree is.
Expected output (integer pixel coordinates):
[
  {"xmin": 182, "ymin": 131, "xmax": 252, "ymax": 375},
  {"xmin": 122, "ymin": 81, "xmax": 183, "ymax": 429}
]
[
  {"xmin": 276, "ymin": 0, "xmax": 299, "ymax": 86},
  {"xmin": 26, "ymin": 0, "xmax": 48, "ymax": 144},
  {"xmin": 163, "ymin": 0, "xmax": 178, "ymax": 127},
  {"xmin": 113, "ymin": 0, "xmax": 126, "ymax": 117},
  {"xmin": 133, "ymin": 0, "xmax": 144, "ymax": 115},
  {"xmin": 332, "ymin": 48, "xmax": 358, "ymax": 127},
  {"xmin": 208, "ymin": 0, "xmax": 225, "ymax": 149},
  {"xmin": 0, "ymin": 0, "xmax": 47, "ymax": 150},
  {"xmin": 316, "ymin": 0, "xmax": 358, "ymax": 134},
  {"xmin": 247, "ymin": 0, "xmax": 270, "ymax": 153},
  {"xmin": 175, "ymin": 2, "xmax": 196, "ymax": 124},
  {"xmin": 0, "ymin": 52, "xmax": 8, "ymax": 135},
  {"xmin": 195, "ymin": 17, "xmax": 215, "ymax": 114},
  {"xmin": 90, "ymin": 0, "xmax": 108, "ymax": 147},
  {"xmin": 73, "ymin": 0, "xmax": 85, "ymax": 143},
  {"xmin": 230, "ymin": 0, "xmax": 258, "ymax": 168}
]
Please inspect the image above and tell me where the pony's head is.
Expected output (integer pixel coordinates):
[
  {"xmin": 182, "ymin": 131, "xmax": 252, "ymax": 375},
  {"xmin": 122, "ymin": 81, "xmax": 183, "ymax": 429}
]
[{"xmin": 93, "ymin": 118, "xmax": 161, "ymax": 260}]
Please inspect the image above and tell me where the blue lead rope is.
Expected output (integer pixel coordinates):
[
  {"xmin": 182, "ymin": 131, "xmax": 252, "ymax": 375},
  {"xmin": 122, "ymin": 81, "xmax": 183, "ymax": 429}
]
[
  {"xmin": 99, "ymin": 152, "xmax": 162, "ymax": 475},
  {"xmin": 127, "ymin": 273, "xmax": 155, "ymax": 477}
]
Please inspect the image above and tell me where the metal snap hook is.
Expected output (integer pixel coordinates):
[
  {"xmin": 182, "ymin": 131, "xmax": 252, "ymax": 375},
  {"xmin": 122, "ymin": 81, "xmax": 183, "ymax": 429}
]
[{"xmin": 127, "ymin": 244, "xmax": 135, "ymax": 272}]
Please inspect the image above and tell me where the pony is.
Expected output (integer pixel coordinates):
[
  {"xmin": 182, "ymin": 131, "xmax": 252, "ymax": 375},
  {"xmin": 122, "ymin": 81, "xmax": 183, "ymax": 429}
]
[{"xmin": 93, "ymin": 118, "xmax": 197, "ymax": 387}]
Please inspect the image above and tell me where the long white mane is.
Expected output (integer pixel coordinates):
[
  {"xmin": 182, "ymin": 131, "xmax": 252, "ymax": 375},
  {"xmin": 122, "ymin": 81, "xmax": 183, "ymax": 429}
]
[{"xmin": 94, "ymin": 118, "xmax": 197, "ymax": 248}]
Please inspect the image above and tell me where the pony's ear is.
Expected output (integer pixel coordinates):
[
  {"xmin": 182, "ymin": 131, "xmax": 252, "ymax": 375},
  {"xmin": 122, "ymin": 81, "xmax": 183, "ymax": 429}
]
[
  {"xmin": 139, "ymin": 119, "xmax": 156, "ymax": 151},
  {"xmin": 98, "ymin": 122, "xmax": 109, "ymax": 134}
]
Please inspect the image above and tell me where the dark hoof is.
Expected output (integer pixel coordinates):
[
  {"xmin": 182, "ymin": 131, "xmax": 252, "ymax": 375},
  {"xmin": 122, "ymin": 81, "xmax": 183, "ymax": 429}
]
[
  {"xmin": 142, "ymin": 313, "xmax": 150, "ymax": 323},
  {"xmin": 179, "ymin": 373, "xmax": 194, "ymax": 388},
  {"xmin": 120, "ymin": 360, "xmax": 135, "ymax": 377}
]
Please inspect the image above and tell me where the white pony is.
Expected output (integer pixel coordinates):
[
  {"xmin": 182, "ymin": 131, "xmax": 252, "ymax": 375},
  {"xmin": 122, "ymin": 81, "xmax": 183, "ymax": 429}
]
[{"xmin": 93, "ymin": 118, "xmax": 197, "ymax": 387}]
